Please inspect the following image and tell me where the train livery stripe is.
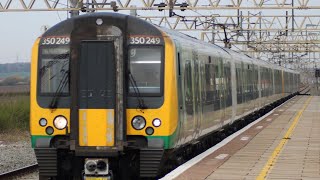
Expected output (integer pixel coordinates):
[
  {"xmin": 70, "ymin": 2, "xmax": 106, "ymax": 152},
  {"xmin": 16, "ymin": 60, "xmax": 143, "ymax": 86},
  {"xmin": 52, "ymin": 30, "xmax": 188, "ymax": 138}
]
[
  {"xmin": 31, "ymin": 135, "xmax": 51, "ymax": 148},
  {"xmin": 256, "ymin": 97, "xmax": 312, "ymax": 179},
  {"xmin": 79, "ymin": 109, "xmax": 115, "ymax": 147}
]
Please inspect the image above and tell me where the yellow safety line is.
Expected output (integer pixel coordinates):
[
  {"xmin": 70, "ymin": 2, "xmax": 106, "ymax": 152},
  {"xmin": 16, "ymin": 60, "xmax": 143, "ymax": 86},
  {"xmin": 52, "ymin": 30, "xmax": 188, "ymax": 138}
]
[{"xmin": 256, "ymin": 96, "xmax": 312, "ymax": 180}]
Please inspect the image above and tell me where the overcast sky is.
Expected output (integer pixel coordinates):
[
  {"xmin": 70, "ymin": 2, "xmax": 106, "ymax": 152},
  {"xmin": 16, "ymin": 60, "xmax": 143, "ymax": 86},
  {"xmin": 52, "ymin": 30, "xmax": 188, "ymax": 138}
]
[{"xmin": 0, "ymin": 12, "xmax": 68, "ymax": 63}]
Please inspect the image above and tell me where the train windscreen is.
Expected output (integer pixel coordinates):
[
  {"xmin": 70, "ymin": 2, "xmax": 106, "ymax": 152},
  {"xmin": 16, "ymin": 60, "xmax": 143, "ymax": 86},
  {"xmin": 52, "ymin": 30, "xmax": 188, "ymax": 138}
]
[
  {"xmin": 128, "ymin": 46, "xmax": 163, "ymax": 96},
  {"xmin": 38, "ymin": 46, "xmax": 70, "ymax": 95}
]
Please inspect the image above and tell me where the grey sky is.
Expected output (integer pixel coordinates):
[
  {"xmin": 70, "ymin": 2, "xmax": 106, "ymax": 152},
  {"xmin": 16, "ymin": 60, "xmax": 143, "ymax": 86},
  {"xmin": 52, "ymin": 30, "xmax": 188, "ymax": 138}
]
[{"xmin": 0, "ymin": 12, "xmax": 67, "ymax": 63}]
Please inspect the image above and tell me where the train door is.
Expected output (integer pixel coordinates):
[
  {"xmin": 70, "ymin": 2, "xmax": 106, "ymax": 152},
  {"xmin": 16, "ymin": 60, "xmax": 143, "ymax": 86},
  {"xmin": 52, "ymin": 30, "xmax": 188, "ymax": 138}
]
[
  {"xmin": 235, "ymin": 63, "xmax": 243, "ymax": 116},
  {"xmin": 247, "ymin": 64, "xmax": 254, "ymax": 111},
  {"xmin": 266, "ymin": 68, "xmax": 270, "ymax": 104},
  {"xmin": 193, "ymin": 51, "xmax": 202, "ymax": 138},
  {"xmin": 77, "ymin": 40, "xmax": 120, "ymax": 147},
  {"xmin": 212, "ymin": 57, "xmax": 222, "ymax": 125},
  {"xmin": 253, "ymin": 65, "xmax": 259, "ymax": 109},
  {"xmin": 271, "ymin": 69, "xmax": 276, "ymax": 101},
  {"xmin": 69, "ymin": 22, "xmax": 125, "ymax": 151},
  {"xmin": 218, "ymin": 57, "xmax": 226, "ymax": 126},
  {"xmin": 242, "ymin": 62, "xmax": 249, "ymax": 112},
  {"xmin": 223, "ymin": 61, "xmax": 232, "ymax": 124},
  {"xmin": 261, "ymin": 67, "xmax": 265, "ymax": 105},
  {"xmin": 184, "ymin": 59, "xmax": 196, "ymax": 140},
  {"xmin": 213, "ymin": 58, "xmax": 220, "ymax": 112},
  {"xmin": 176, "ymin": 48, "xmax": 184, "ymax": 146},
  {"xmin": 198, "ymin": 58, "xmax": 206, "ymax": 135}
]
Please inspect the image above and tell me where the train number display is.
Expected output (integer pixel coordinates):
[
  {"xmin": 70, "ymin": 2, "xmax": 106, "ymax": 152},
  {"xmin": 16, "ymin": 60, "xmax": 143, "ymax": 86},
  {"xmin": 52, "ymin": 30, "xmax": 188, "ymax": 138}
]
[
  {"xmin": 41, "ymin": 37, "xmax": 70, "ymax": 45},
  {"xmin": 129, "ymin": 36, "xmax": 161, "ymax": 45}
]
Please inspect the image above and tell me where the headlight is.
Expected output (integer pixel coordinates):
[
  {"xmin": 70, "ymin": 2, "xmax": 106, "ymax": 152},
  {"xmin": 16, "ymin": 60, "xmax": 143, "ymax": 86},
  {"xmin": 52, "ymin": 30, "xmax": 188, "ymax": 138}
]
[
  {"xmin": 96, "ymin": 18, "xmax": 103, "ymax": 25},
  {"xmin": 39, "ymin": 118, "xmax": 47, "ymax": 127},
  {"xmin": 53, "ymin": 116, "xmax": 68, "ymax": 130},
  {"xmin": 145, "ymin": 127, "xmax": 154, "ymax": 135},
  {"xmin": 131, "ymin": 116, "xmax": 146, "ymax": 130},
  {"xmin": 46, "ymin": 126, "xmax": 54, "ymax": 135},
  {"xmin": 152, "ymin": 118, "xmax": 161, "ymax": 127}
]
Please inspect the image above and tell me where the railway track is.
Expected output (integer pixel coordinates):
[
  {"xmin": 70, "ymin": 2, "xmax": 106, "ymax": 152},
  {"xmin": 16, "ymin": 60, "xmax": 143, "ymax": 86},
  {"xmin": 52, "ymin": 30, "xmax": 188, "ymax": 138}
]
[
  {"xmin": 299, "ymin": 85, "xmax": 311, "ymax": 95},
  {"xmin": 0, "ymin": 163, "xmax": 38, "ymax": 179}
]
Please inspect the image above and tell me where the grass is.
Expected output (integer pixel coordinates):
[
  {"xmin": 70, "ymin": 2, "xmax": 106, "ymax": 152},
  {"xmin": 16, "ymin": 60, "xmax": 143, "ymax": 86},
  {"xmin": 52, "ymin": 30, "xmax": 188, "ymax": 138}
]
[
  {"xmin": 0, "ymin": 94, "xmax": 30, "ymax": 132},
  {"xmin": 0, "ymin": 72, "xmax": 30, "ymax": 79}
]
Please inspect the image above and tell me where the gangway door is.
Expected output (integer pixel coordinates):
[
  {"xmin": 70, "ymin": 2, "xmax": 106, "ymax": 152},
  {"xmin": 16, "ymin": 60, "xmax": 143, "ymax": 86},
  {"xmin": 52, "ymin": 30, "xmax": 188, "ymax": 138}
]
[{"xmin": 78, "ymin": 41, "xmax": 116, "ymax": 147}]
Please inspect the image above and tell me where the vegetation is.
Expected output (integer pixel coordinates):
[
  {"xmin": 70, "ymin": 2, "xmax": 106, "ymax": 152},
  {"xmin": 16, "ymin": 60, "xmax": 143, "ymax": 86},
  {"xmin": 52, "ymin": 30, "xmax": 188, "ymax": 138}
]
[
  {"xmin": 0, "ymin": 63, "xmax": 31, "ymax": 132},
  {"xmin": 0, "ymin": 94, "xmax": 30, "ymax": 132},
  {"xmin": 0, "ymin": 62, "xmax": 30, "ymax": 77},
  {"xmin": 0, "ymin": 62, "xmax": 30, "ymax": 86},
  {"xmin": 0, "ymin": 75, "xmax": 30, "ymax": 86},
  {"xmin": 0, "ymin": 72, "xmax": 30, "ymax": 79}
]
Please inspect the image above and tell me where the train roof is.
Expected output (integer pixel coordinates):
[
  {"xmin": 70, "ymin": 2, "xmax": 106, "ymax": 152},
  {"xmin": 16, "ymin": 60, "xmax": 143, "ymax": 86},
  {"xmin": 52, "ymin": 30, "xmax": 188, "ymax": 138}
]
[
  {"xmin": 41, "ymin": 12, "xmax": 164, "ymax": 41},
  {"xmin": 156, "ymin": 21, "xmax": 298, "ymax": 74}
]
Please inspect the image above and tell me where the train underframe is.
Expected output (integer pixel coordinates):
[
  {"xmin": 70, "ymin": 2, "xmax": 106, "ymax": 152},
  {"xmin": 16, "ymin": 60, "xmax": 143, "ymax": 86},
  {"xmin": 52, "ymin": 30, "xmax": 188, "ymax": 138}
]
[
  {"xmin": 35, "ymin": 93, "xmax": 298, "ymax": 180},
  {"xmin": 35, "ymin": 138, "xmax": 165, "ymax": 180}
]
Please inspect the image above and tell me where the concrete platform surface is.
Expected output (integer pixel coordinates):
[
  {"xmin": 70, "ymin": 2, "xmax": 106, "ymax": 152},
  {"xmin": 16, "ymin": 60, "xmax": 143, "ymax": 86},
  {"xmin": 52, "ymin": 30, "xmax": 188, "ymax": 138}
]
[{"xmin": 174, "ymin": 96, "xmax": 320, "ymax": 180}]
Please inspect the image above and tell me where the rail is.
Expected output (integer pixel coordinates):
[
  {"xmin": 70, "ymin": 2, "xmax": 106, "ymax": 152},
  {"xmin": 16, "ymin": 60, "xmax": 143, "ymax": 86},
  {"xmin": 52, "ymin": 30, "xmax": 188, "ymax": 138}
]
[
  {"xmin": 0, "ymin": 163, "xmax": 38, "ymax": 179},
  {"xmin": 299, "ymin": 85, "xmax": 311, "ymax": 95}
]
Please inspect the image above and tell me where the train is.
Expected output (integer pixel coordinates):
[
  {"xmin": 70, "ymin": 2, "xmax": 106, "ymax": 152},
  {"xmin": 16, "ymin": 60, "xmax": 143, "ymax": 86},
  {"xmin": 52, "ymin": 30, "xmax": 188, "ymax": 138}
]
[{"xmin": 30, "ymin": 12, "xmax": 300, "ymax": 180}]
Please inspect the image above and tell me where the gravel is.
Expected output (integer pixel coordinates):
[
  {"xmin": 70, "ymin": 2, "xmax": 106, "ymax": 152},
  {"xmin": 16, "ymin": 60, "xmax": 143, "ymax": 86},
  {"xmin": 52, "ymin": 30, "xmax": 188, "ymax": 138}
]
[
  {"xmin": 0, "ymin": 132, "xmax": 37, "ymax": 175},
  {"xmin": 11, "ymin": 170, "xmax": 39, "ymax": 180}
]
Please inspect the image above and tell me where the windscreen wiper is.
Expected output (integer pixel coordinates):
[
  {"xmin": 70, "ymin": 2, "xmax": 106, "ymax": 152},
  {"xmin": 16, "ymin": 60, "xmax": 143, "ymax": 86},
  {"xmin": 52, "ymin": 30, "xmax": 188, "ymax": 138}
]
[
  {"xmin": 49, "ymin": 69, "xmax": 69, "ymax": 109},
  {"xmin": 39, "ymin": 52, "xmax": 69, "ymax": 78},
  {"xmin": 128, "ymin": 72, "xmax": 148, "ymax": 109}
]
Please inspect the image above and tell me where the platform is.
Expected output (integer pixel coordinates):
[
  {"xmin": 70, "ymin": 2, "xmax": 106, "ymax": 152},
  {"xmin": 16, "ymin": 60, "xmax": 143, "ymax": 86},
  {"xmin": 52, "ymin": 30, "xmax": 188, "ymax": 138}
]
[{"xmin": 170, "ymin": 96, "xmax": 320, "ymax": 180}]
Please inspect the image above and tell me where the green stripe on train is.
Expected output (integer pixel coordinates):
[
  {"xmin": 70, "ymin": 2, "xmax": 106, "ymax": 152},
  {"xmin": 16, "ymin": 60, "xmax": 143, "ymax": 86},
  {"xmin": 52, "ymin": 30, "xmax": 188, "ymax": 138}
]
[
  {"xmin": 31, "ymin": 135, "xmax": 51, "ymax": 148},
  {"xmin": 147, "ymin": 124, "xmax": 180, "ymax": 149},
  {"xmin": 32, "ymin": 135, "xmax": 176, "ymax": 149}
]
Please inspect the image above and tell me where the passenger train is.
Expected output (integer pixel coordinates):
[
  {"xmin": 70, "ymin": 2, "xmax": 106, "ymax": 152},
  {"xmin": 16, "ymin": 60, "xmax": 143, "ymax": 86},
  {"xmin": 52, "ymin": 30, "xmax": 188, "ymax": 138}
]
[{"xmin": 30, "ymin": 13, "xmax": 300, "ymax": 180}]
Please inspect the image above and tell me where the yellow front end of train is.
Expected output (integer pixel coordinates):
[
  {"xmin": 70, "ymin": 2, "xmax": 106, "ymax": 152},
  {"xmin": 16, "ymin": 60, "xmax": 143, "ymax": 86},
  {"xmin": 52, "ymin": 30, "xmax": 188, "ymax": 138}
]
[
  {"xmin": 30, "ymin": 12, "xmax": 181, "ymax": 179},
  {"xmin": 30, "ymin": 38, "xmax": 71, "ymax": 147},
  {"xmin": 30, "ymin": 35, "xmax": 180, "ymax": 150}
]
